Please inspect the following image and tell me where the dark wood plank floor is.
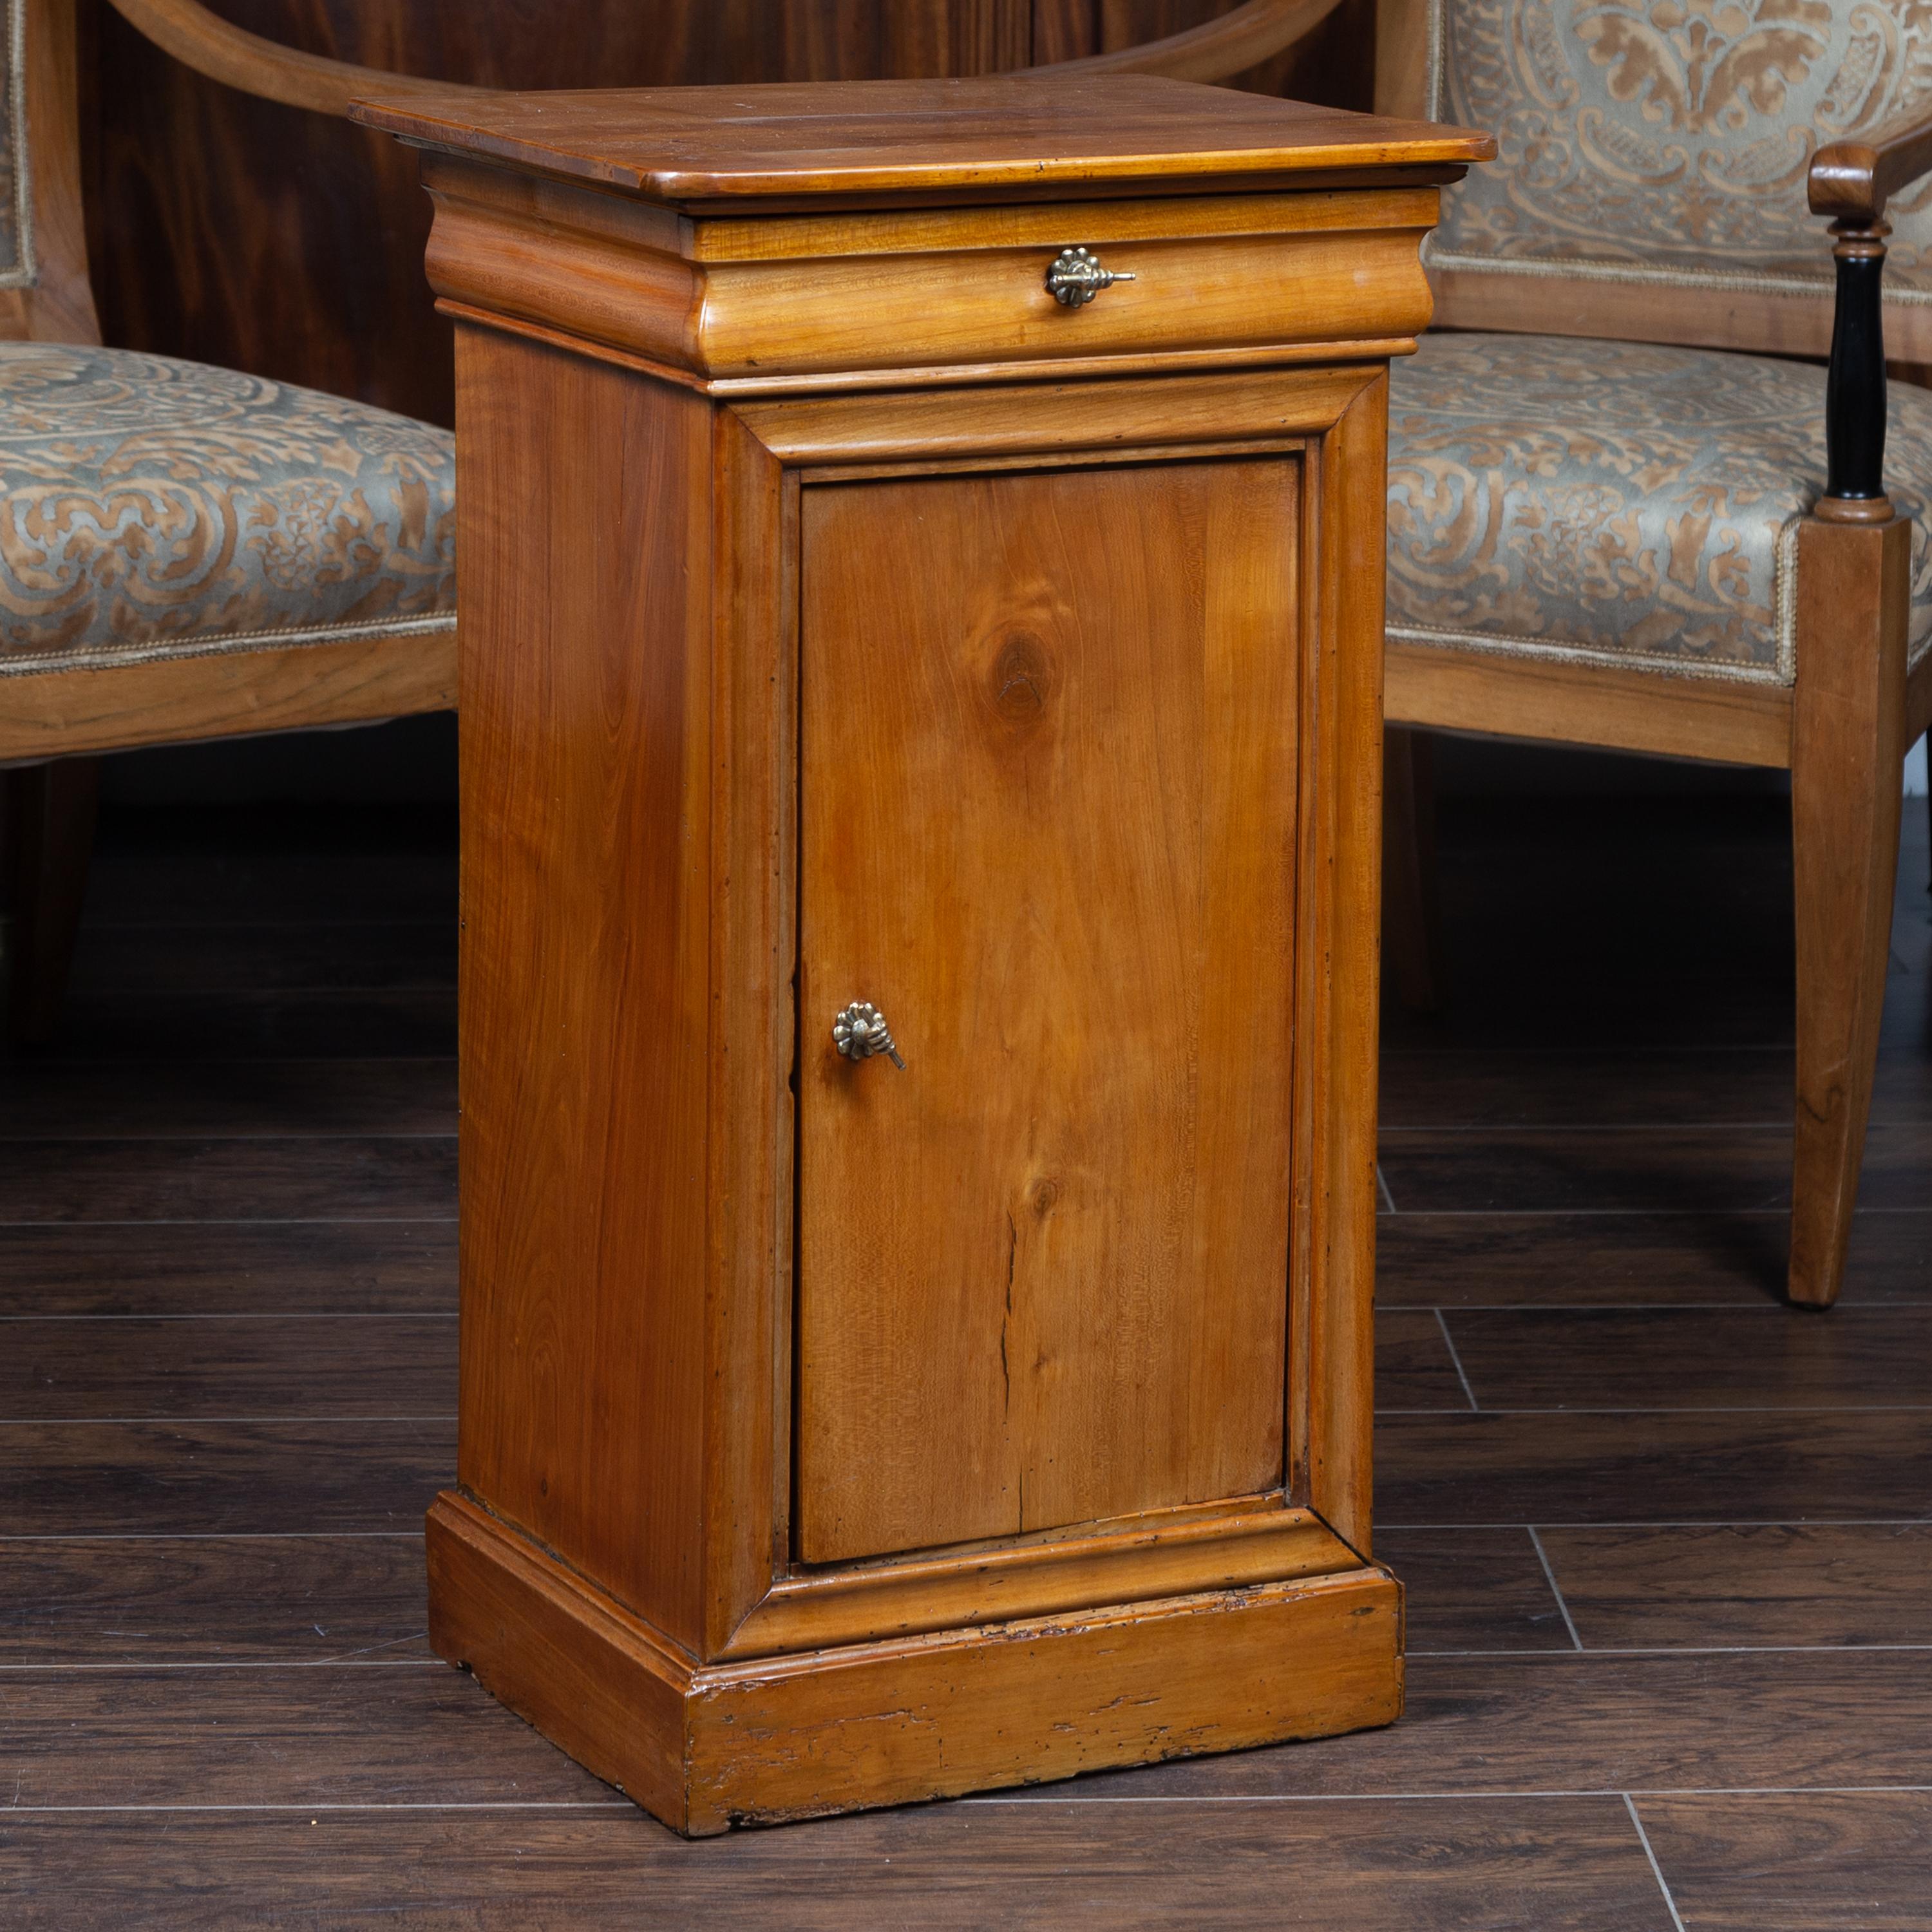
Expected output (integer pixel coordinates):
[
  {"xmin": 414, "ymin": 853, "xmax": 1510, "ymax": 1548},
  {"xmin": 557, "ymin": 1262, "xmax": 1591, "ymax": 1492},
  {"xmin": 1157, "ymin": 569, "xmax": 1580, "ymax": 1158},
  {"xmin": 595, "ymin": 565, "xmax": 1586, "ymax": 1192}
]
[{"xmin": 1, "ymin": 791, "xmax": 1927, "ymax": 1928}]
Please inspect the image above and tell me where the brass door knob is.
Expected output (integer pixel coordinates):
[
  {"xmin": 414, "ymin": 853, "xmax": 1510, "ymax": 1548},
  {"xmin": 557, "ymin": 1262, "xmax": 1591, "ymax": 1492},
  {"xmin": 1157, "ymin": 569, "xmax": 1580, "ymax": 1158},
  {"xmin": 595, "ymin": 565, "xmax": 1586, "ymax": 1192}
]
[
  {"xmin": 832, "ymin": 1001, "xmax": 905, "ymax": 1069},
  {"xmin": 1046, "ymin": 245, "xmax": 1135, "ymax": 307}
]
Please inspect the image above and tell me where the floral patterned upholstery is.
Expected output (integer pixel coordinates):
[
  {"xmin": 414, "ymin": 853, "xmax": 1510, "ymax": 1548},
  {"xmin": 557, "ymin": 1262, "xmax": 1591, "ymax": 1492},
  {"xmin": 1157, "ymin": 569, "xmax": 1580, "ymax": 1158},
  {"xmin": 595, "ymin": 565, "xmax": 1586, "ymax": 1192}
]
[
  {"xmin": 1387, "ymin": 332, "xmax": 1932, "ymax": 681},
  {"xmin": 0, "ymin": 342, "xmax": 455, "ymax": 676},
  {"xmin": 1428, "ymin": 0, "xmax": 1932, "ymax": 305}
]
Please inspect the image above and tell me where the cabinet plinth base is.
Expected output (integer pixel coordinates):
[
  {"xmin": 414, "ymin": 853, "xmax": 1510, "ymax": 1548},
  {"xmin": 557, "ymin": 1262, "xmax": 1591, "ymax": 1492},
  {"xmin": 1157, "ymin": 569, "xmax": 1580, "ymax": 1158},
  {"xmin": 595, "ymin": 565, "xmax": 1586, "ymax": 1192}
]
[{"xmin": 426, "ymin": 1491, "xmax": 1404, "ymax": 1837}]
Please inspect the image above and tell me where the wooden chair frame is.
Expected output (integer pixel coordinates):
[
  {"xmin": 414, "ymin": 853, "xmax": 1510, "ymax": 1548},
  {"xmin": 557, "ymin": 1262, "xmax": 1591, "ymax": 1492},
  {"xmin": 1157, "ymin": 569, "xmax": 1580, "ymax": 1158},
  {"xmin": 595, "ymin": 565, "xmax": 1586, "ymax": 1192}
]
[{"xmin": 1365, "ymin": 0, "xmax": 1932, "ymax": 1307}]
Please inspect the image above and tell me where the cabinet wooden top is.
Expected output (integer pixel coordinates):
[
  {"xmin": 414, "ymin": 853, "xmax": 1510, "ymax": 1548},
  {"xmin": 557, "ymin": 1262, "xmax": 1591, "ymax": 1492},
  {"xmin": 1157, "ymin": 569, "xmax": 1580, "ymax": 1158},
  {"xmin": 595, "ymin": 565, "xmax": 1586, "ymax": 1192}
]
[{"xmin": 353, "ymin": 75, "xmax": 1491, "ymax": 212}]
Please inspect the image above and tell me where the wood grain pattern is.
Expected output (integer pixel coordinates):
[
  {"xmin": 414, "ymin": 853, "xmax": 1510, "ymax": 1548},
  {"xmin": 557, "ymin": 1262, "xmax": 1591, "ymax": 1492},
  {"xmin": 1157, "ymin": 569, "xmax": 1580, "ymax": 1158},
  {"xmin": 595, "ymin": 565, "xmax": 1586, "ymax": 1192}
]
[
  {"xmin": 1539, "ymin": 1523, "xmax": 1932, "ymax": 1649},
  {"xmin": 703, "ymin": 406, "xmax": 796, "ymax": 1660},
  {"xmin": 0, "ymin": 1221, "xmax": 455, "ymax": 1317},
  {"xmin": 1296, "ymin": 370, "xmax": 1390, "ymax": 1560},
  {"xmin": 1638, "ymin": 1794, "xmax": 1932, "ymax": 1930},
  {"xmin": 737, "ymin": 363, "xmax": 1379, "ymax": 464},
  {"xmin": 1, "ymin": 1534, "xmax": 432, "ymax": 1662},
  {"xmin": 1439, "ymin": 1306, "xmax": 1932, "ymax": 1414},
  {"xmin": 795, "ymin": 459, "xmax": 1300, "ymax": 1561},
  {"xmin": 1041, "ymin": 0, "xmax": 1347, "ymax": 81},
  {"xmin": 0, "ymin": 1799, "xmax": 1680, "ymax": 1929},
  {"xmin": 0, "ymin": 1658, "xmax": 600, "ymax": 1809},
  {"xmin": 412, "ymin": 158, "xmax": 1443, "ymax": 390},
  {"xmin": 1376, "ymin": 1410, "xmax": 1932, "ymax": 1526},
  {"xmin": 688, "ymin": 1569, "xmax": 1399, "ymax": 1832},
  {"xmin": 453, "ymin": 325, "xmax": 712, "ymax": 1654},
  {"xmin": 0, "ymin": 1315, "xmax": 453, "ymax": 1419},
  {"xmin": 1072, "ymin": 1649, "xmax": 1932, "ymax": 1797},
  {"xmin": 1383, "ymin": 639, "xmax": 1794, "ymax": 768},
  {"xmin": 724, "ymin": 1504, "xmax": 1359, "ymax": 1659},
  {"xmin": 104, "ymin": 0, "xmax": 496, "ymax": 115},
  {"xmin": 357, "ymin": 76, "xmax": 1488, "ymax": 208},
  {"xmin": 0, "ymin": 1419, "xmax": 453, "ymax": 1534},
  {"xmin": 428, "ymin": 1490, "xmax": 1401, "ymax": 1837},
  {"xmin": 1374, "ymin": 1309, "xmax": 1470, "ymax": 1410},
  {"xmin": 0, "ymin": 1135, "xmax": 454, "ymax": 1223},
  {"xmin": 1376, "ymin": 1211, "xmax": 1932, "ymax": 1311},
  {"xmin": 1372, "ymin": 1528, "xmax": 1575, "ymax": 1651},
  {"xmin": 413, "ymin": 80, "xmax": 1425, "ymax": 1829},
  {"xmin": 0, "ymin": 629, "xmax": 456, "ymax": 765},
  {"xmin": 1788, "ymin": 513, "xmax": 1913, "ymax": 1306}
]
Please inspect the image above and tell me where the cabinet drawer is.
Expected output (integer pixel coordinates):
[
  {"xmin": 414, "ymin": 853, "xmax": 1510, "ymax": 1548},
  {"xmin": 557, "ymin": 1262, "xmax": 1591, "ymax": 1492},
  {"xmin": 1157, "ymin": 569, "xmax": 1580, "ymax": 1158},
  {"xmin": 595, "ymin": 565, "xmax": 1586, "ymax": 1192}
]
[
  {"xmin": 794, "ymin": 454, "xmax": 1302, "ymax": 1566},
  {"xmin": 419, "ymin": 163, "xmax": 1440, "ymax": 387},
  {"xmin": 696, "ymin": 217, "xmax": 1436, "ymax": 381}
]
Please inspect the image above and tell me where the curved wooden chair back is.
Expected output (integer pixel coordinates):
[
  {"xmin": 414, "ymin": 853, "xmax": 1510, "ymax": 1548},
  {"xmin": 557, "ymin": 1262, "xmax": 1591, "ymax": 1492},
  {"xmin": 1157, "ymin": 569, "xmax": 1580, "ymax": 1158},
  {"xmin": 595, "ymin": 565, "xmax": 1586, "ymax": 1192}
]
[{"xmin": 106, "ymin": 0, "xmax": 1349, "ymax": 115}]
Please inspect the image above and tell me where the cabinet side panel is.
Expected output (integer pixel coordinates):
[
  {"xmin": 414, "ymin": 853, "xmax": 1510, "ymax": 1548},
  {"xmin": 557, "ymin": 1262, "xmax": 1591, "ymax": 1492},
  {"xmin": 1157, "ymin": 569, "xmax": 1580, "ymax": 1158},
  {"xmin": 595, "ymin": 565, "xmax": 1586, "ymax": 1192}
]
[
  {"xmin": 1302, "ymin": 375, "xmax": 1388, "ymax": 1557},
  {"xmin": 796, "ymin": 457, "xmax": 1299, "ymax": 1564},
  {"xmin": 456, "ymin": 325, "xmax": 713, "ymax": 1653}
]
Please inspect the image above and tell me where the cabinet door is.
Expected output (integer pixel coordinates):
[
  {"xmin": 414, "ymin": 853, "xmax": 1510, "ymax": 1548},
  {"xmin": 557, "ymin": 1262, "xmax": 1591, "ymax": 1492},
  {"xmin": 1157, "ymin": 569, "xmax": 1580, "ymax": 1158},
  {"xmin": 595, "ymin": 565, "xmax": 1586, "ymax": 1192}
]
[{"xmin": 796, "ymin": 457, "xmax": 1301, "ymax": 1565}]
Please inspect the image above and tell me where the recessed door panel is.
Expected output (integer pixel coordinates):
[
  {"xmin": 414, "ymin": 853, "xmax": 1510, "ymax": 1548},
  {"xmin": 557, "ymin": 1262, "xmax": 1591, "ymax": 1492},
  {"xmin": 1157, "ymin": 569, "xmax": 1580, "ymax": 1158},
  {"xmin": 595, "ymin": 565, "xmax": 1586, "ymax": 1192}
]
[{"xmin": 795, "ymin": 457, "xmax": 1300, "ymax": 1565}]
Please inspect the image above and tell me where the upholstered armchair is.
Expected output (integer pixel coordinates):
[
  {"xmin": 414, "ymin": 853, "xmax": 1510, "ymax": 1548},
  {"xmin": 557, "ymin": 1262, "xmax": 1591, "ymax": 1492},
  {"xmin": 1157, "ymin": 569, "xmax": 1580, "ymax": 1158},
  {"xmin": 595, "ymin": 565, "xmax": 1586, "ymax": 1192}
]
[
  {"xmin": 1331, "ymin": 0, "xmax": 1932, "ymax": 1310},
  {"xmin": 0, "ymin": 0, "xmax": 485, "ymax": 1042}
]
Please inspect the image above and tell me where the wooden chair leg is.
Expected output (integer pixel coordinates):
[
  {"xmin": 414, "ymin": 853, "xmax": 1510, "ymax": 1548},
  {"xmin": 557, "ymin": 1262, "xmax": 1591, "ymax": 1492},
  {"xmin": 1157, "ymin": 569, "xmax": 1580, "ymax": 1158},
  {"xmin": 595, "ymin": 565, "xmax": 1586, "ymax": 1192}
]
[
  {"xmin": 2, "ymin": 757, "xmax": 101, "ymax": 1047},
  {"xmin": 1788, "ymin": 513, "xmax": 1911, "ymax": 1308},
  {"xmin": 1381, "ymin": 723, "xmax": 1445, "ymax": 1011}
]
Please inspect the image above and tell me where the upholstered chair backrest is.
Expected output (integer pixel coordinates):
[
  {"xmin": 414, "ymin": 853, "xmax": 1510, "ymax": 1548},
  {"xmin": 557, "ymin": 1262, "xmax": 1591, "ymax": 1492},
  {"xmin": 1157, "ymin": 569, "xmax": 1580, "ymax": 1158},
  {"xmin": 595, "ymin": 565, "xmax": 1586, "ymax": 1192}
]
[{"xmin": 1421, "ymin": 0, "xmax": 1932, "ymax": 338}]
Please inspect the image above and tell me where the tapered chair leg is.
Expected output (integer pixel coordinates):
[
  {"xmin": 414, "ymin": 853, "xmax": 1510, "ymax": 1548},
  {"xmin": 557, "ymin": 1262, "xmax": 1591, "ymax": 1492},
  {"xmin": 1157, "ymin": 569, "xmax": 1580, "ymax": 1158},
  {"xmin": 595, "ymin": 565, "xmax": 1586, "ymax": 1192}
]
[
  {"xmin": 1381, "ymin": 723, "xmax": 1445, "ymax": 1012},
  {"xmin": 2, "ymin": 757, "xmax": 101, "ymax": 1047},
  {"xmin": 1788, "ymin": 512, "xmax": 1911, "ymax": 1307}
]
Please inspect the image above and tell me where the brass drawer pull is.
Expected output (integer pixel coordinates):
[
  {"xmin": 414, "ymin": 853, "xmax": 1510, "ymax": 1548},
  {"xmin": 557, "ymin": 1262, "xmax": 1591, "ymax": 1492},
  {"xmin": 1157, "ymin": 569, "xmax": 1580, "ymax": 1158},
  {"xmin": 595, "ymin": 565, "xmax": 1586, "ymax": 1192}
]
[
  {"xmin": 1046, "ymin": 245, "xmax": 1135, "ymax": 307},
  {"xmin": 833, "ymin": 1001, "xmax": 905, "ymax": 1069}
]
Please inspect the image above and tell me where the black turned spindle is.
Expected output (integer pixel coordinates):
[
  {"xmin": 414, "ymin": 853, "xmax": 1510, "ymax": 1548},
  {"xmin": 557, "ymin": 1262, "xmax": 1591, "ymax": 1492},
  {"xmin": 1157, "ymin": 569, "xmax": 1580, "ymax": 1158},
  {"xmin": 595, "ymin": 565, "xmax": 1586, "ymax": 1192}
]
[{"xmin": 1824, "ymin": 221, "xmax": 1890, "ymax": 505}]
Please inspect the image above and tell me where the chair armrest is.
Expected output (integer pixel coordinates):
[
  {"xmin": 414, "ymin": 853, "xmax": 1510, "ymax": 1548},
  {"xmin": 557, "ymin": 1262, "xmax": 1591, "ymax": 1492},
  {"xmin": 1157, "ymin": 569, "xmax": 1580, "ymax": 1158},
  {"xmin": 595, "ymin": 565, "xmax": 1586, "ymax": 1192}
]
[
  {"xmin": 106, "ymin": 0, "xmax": 493, "ymax": 119},
  {"xmin": 1022, "ymin": 0, "xmax": 1347, "ymax": 81},
  {"xmin": 1806, "ymin": 111, "xmax": 1932, "ymax": 515},
  {"xmin": 1810, "ymin": 108, "xmax": 1932, "ymax": 225}
]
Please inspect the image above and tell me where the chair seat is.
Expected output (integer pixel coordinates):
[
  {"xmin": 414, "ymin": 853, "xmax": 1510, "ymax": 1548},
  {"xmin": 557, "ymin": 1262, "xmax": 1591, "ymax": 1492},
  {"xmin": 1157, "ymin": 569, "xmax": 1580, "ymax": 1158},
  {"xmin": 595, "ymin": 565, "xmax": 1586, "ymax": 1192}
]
[
  {"xmin": 0, "ymin": 342, "xmax": 455, "ymax": 677},
  {"xmin": 1387, "ymin": 333, "xmax": 1932, "ymax": 685}
]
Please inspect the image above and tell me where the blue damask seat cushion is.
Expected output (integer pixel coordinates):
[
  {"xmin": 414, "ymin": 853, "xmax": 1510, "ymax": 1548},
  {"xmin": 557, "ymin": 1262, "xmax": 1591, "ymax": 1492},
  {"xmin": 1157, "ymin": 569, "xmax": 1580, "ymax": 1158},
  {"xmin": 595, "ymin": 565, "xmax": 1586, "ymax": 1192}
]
[
  {"xmin": 1387, "ymin": 332, "xmax": 1932, "ymax": 683},
  {"xmin": 0, "ymin": 342, "xmax": 456, "ymax": 677}
]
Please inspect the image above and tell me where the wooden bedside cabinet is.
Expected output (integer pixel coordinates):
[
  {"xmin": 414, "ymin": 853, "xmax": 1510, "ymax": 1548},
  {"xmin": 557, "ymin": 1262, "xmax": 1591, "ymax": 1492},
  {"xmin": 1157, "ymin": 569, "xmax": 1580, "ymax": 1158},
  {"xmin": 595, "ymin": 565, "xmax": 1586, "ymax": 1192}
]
[{"xmin": 355, "ymin": 75, "xmax": 1488, "ymax": 1837}]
